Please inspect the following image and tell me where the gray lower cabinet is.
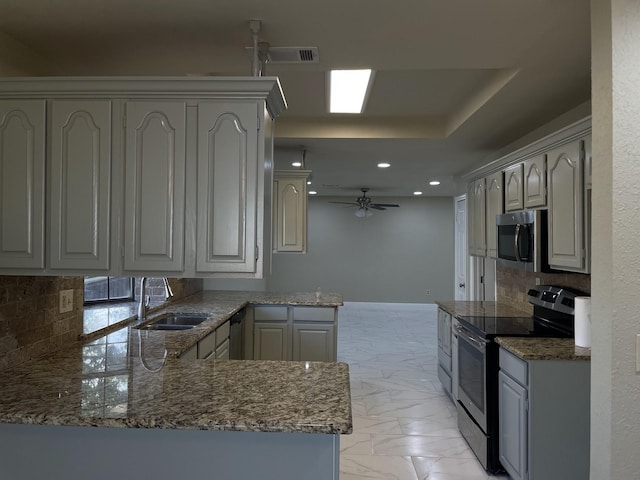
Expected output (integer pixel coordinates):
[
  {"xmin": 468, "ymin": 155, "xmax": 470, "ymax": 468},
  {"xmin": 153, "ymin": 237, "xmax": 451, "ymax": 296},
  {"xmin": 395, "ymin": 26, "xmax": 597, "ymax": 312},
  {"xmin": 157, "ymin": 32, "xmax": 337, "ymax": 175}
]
[
  {"xmin": 250, "ymin": 305, "xmax": 338, "ymax": 362},
  {"xmin": 437, "ymin": 308, "xmax": 453, "ymax": 399},
  {"xmin": 498, "ymin": 347, "xmax": 590, "ymax": 480},
  {"xmin": 254, "ymin": 322, "xmax": 290, "ymax": 360}
]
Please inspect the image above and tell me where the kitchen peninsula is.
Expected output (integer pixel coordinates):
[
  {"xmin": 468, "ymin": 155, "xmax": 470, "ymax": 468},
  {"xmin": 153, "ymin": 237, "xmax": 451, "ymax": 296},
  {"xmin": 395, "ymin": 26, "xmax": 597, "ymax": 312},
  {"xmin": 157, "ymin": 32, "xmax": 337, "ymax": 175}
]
[{"xmin": 0, "ymin": 291, "xmax": 351, "ymax": 480}]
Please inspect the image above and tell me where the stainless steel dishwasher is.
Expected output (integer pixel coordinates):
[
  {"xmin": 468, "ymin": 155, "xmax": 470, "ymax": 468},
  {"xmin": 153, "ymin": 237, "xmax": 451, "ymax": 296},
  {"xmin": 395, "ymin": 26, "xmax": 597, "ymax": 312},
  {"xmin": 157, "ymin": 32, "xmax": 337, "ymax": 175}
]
[{"xmin": 229, "ymin": 308, "xmax": 246, "ymax": 360}]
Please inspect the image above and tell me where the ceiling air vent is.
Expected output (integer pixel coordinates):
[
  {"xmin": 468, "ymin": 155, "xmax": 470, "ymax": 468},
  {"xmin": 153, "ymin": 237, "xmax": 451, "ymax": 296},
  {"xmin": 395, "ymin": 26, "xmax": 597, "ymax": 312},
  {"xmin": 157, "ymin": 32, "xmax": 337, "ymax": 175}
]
[
  {"xmin": 246, "ymin": 46, "xmax": 320, "ymax": 64},
  {"xmin": 269, "ymin": 47, "xmax": 319, "ymax": 63}
]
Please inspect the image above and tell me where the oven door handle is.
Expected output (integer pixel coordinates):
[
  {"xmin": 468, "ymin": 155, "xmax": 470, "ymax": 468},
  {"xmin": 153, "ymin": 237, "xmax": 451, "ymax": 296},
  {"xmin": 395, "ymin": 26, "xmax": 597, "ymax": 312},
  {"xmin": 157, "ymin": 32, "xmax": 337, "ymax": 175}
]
[{"xmin": 455, "ymin": 324, "xmax": 487, "ymax": 352}]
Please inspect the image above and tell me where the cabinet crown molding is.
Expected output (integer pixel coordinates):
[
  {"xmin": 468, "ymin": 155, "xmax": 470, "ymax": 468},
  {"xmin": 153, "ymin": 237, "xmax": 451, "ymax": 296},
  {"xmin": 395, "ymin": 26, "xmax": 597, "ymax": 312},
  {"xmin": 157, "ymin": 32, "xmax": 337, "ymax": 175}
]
[{"xmin": 0, "ymin": 76, "xmax": 287, "ymax": 118}]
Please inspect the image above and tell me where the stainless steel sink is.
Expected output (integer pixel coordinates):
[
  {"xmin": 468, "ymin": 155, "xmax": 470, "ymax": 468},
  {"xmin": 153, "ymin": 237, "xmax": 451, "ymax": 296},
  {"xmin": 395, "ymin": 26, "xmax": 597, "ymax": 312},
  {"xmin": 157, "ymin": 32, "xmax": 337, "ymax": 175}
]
[{"xmin": 136, "ymin": 312, "xmax": 212, "ymax": 331}]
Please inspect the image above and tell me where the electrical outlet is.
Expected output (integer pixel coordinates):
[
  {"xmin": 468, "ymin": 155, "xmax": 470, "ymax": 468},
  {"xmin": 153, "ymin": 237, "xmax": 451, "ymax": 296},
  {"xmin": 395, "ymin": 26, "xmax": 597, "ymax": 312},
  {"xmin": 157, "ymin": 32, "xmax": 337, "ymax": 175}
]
[
  {"xmin": 425, "ymin": 289, "xmax": 431, "ymax": 296},
  {"xmin": 636, "ymin": 335, "xmax": 640, "ymax": 374},
  {"xmin": 59, "ymin": 289, "xmax": 74, "ymax": 314}
]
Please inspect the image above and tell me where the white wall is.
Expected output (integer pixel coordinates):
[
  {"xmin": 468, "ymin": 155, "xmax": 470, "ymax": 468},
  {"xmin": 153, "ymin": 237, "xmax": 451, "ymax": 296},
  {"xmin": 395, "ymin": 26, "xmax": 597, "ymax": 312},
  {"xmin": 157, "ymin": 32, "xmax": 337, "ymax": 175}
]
[
  {"xmin": 591, "ymin": 1, "xmax": 640, "ymax": 478},
  {"xmin": 267, "ymin": 195, "xmax": 454, "ymax": 303}
]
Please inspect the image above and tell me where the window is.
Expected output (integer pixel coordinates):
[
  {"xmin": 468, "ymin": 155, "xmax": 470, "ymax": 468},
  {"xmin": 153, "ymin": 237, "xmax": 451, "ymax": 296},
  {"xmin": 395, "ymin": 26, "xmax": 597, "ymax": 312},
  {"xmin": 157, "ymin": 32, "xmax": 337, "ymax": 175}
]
[{"xmin": 84, "ymin": 276, "xmax": 134, "ymax": 304}]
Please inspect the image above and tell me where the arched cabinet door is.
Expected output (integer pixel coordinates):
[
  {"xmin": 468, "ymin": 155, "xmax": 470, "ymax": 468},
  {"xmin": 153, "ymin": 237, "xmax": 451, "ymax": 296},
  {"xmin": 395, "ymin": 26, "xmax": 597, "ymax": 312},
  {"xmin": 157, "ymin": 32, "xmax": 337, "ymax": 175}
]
[
  {"xmin": 196, "ymin": 101, "xmax": 259, "ymax": 274},
  {"xmin": 49, "ymin": 100, "xmax": 111, "ymax": 271},
  {"xmin": 123, "ymin": 101, "xmax": 186, "ymax": 273},
  {"xmin": 546, "ymin": 140, "xmax": 585, "ymax": 272},
  {"xmin": 0, "ymin": 101, "xmax": 45, "ymax": 269},
  {"xmin": 523, "ymin": 154, "xmax": 547, "ymax": 209},
  {"xmin": 273, "ymin": 170, "xmax": 310, "ymax": 253}
]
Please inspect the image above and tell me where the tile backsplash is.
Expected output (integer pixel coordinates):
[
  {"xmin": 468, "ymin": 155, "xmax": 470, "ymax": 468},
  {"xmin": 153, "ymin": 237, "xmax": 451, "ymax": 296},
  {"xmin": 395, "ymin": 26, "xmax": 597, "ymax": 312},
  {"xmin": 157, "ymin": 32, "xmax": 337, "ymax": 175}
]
[
  {"xmin": 0, "ymin": 276, "xmax": 204, "ymax": 372},
  {"xmin": 497, "ymin": 265, "xmax": 591, "ymax": 312},
  {"xmin": 0, "ymin": 276, "xmax": 84, "ymax": 372}
]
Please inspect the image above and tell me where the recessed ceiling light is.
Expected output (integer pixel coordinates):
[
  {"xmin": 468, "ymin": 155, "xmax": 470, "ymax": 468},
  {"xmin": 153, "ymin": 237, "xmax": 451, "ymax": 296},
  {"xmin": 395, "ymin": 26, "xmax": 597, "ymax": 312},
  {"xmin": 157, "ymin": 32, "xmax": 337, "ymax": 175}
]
[
  {"xmin": 413, "ymin": 191, "xmax": 423, "ymax": 196},
  {"xmin": 429, "ymin": 180, "xmax": 441, "ymax": 186},
  {"xmin": 307, "ymin": 180, "xmax": 312, "ymax": 185},
  {"xmin": 292, "ymin": 161, "xmax": 302, "ymax": 167},
  {"xmin": 308, "ymin": 190, "xmax": 317, "ymax": 195},
  {"xmin": 377, "ymin": 162, "xmax": 391, "ymax": 168},
  {"xmin": 329, "ymin": 69, "xmax": 374, "ymax": 114}
]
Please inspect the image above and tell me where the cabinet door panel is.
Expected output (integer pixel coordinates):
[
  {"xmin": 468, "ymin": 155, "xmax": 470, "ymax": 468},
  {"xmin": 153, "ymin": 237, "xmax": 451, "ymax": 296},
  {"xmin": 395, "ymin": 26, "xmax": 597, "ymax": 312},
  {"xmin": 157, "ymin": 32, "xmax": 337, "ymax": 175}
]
[
  {"xmin": 499, "ymin": 371, "xmax": 528, "ymax": 480},
  {"xmin": 472, "ymin": 179, "xmax": 486, "ymax": 256},
  {"xmin": 196, "ymin": 102, "xmax": 258, "ymax": 273},
  {"xmin": 49, "ymin": 100, "xmax": 111, "ymax": 270},
  {"xmin": 547, "ymin": 141, "xmax": 584, "ymax": 271},
  {"xmin": 253, "ymin": 322, "xmax": 289, "ymax": 360},
  {"xmin": 0, "ymin": 101, "xmax": 45, "ymax": 269},
  {"xmin": 485, "ymin": 172, "xmax": 503, "ymax": 258},
  {"xmin": 504, "ymin": 164, "xmax": 524, "ymax": 212},
  {"xmin": 273, "ymin": 172, "xmax": 309, "ymax": 253},
  {"xmin": 124, "ymin": 101, "xmax": 186, "ymax": 272},
  {"xmin": 523, "ymin": 155, "xmax": 546, "ymax": 208},
  {"xmin": 215, "ymin": 338, "xmax": 230, "ymax": 360},
  {"xmin": 292, "ymin": 323, "xmax": 335, "ymax": 362}
]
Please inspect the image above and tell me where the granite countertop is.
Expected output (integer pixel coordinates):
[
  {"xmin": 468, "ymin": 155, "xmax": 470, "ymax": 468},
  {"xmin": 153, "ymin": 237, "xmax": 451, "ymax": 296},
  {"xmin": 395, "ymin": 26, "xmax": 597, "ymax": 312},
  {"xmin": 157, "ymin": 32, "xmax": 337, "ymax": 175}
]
[
  {"xmin": 0, "ymin": 291, "xmax": 351, "ymax": 435},
  {"xmin": 82, "ymin": 291, "xmax": 344, "ymax": 355},
  {"xmin": 496, "ymin": 337, "xmax": 591, "ymax": 361},
  {"xmin": 436, "ymin": 300, "xmax": 531, "ymax": 318}
]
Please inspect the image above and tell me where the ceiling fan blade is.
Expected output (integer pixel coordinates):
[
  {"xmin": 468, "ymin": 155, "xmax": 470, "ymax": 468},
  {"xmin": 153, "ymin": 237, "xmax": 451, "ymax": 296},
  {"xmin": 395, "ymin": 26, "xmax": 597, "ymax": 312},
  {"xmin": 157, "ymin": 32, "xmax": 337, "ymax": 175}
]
[
  {"xmin": 328, "ymin": 201, "xmax": 359, "ymax": 206},
  {"xmin": 371, "ymin": 203, "xmax": 400, "ymax": 208},
  {"xmin": 369, "ymin": 205, "xmax": 386, "ymax": 210}
]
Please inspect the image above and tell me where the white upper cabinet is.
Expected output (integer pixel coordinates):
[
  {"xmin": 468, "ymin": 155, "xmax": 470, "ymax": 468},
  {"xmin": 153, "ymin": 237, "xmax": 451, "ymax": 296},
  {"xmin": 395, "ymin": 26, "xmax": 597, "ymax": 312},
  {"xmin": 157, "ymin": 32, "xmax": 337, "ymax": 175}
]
[
  {"xmin": 0, "ymin": 77, "xmax": 286, "ymax": 276},
  {"xmin": 273, "ymin": 170, "xmax": 310, "ymax": 253},
  {"xmin": 485, "ymin": 171, "xmax": 503, "ymax": 258},
  {"xmin": 49, "ymin": 100, "xmax": 112, "ymax": 271},
  {"xmin": 0, "ymin": 100, "xmax": 46, "ymax": 269},
  {"xmin": 547, "ymin": 140, "xmax": 586, "ymax": 272},
  {"xmin": 523, "ymin": 154, "xmax": 547, "ymax": 209},
  {"xmin": 196, "ymin": 101, "xmax": 259, "ymax": 274},
  {"xmin": 123, "ymin": 101, "xmax": 186, "ymax": 272},
  {"xmin": 584, "ymin": 134, "xmax": 592, "ymax": 189},
  {"xmin": 504, "ymin": 163, "xmax": 524, "ymax": 212},
  {"xmin": 471, "ymin": 178, "xmax": 486, "ymax": 256}
]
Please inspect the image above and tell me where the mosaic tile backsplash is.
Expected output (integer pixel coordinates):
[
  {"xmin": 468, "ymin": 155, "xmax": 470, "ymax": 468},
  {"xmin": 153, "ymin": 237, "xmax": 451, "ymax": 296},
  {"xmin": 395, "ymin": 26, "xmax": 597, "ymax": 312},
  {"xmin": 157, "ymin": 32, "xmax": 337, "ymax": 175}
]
[{"xmin": 497, "ymin": 265, "xmax": 591, "ymax": 312}]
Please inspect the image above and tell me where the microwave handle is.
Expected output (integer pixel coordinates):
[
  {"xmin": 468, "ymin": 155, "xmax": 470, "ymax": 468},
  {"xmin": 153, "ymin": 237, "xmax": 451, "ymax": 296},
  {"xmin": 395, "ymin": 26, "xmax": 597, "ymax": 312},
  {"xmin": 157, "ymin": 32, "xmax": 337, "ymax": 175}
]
[{"xmin": 514, "ymin": 224, "xmax": 522, "ymax": 262}]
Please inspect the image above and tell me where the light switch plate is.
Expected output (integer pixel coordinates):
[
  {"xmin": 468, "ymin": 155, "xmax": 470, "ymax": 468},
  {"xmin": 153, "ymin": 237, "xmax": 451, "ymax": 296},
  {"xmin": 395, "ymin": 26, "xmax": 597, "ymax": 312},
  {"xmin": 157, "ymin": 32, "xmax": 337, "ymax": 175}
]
[
  {"xmin": 59, "ymin": 289, "xmax": 74, "ymax": 314},
  {"xmin": 636, "ymin": 335, "xmax": 640, "ymax": 374}
]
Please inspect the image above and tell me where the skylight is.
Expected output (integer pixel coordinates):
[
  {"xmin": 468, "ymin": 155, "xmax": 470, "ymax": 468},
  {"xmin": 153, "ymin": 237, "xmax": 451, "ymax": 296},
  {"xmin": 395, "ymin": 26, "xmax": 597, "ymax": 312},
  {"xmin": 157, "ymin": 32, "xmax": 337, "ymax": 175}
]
[{"xmin": 329, "ymin": 69, "xmax": 373, "ymax": 114}]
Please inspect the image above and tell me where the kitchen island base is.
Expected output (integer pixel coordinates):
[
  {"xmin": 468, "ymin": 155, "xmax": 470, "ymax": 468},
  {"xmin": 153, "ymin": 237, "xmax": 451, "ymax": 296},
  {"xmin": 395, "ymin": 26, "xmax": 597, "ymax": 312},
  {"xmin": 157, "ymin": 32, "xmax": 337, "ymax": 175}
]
[{"xmin": 0, "ymin": 424, "xmax": 340, "ymax": 480}]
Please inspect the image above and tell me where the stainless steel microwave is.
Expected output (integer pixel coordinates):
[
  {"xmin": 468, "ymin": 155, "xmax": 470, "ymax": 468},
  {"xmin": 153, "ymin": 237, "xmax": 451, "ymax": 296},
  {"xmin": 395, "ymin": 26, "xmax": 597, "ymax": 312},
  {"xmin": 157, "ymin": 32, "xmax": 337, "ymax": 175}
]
[{"xmin": 496, "ymin": 210, "xmax": 549, "ymax": 272}]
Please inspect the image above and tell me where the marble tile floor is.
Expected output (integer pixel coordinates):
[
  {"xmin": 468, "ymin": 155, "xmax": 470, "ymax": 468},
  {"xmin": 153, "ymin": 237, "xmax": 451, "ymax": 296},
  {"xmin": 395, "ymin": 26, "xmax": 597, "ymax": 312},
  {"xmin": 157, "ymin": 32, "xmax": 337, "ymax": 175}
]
[{"xmin": 337, "ymin": 302, "xmax": 509, "ymax": 480}]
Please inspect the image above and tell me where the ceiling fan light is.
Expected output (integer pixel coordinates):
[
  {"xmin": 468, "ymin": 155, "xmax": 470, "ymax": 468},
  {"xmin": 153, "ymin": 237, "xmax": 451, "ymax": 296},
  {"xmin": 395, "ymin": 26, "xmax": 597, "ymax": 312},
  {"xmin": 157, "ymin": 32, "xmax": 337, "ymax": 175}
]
[{"xmin": 354, "ymin": 208, "xmax": 367, "ymax": 218}]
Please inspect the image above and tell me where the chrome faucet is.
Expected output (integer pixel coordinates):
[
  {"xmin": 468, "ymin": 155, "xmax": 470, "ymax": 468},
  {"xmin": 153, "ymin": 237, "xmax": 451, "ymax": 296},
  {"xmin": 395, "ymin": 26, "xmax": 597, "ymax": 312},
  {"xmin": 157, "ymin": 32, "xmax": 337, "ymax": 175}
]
[
  {"xmin": 138, "ymin": 277, "xmax": 150, "ymax": 321},
  {"xmin": 162, "ymin": 277, "xmax": 174, "ymax": 300}
]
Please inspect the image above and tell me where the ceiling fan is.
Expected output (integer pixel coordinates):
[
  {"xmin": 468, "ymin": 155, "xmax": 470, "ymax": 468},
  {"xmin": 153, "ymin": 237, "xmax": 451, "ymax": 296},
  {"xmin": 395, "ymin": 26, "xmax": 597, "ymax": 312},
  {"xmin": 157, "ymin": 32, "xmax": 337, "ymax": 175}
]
[{"xmin": 329, "ymin": 188, "xmax": 399, "ymax": 217}]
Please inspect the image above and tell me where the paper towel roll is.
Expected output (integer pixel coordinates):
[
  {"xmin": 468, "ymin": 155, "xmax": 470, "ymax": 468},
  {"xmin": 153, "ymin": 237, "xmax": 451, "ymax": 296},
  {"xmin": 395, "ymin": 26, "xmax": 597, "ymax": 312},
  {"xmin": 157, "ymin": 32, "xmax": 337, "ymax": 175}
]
[{"xmin": 574, "ymin": 296, "xmax": 591, "ymax": 347}]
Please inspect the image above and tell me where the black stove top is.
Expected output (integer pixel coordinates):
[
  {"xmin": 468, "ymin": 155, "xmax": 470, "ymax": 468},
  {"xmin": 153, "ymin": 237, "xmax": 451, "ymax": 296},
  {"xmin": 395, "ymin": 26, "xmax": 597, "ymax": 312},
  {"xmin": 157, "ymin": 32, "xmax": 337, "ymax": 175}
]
[
  {"xmin": 456, "ymin": 285, "xmax": 583, "ymax": 339},
  {"xmin": 455, "ymin": 315, "xmax": 573, "ymax": 338}
]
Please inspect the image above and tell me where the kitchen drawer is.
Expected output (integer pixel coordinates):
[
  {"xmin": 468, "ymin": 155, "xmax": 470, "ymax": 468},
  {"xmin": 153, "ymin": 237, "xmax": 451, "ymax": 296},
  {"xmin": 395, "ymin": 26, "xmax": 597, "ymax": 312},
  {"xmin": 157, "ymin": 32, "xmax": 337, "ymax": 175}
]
[
  {"xmin": 500, "ymin": 348, "xmax": 528, "ymax": 386},
  {"xmin": 253, "ymin": 306, "xmax": 288, "ymax": 321},
  {"xmin": 198, "ymin": 331, "xmax": 216, "ymax": 359},
  {"xmin": 438, "ymin": 364, "xmax": 452, "ymax": 394},
  {"xmin": 292, "ymin": 306, "xmax": 335, "ymax": 322},
  {"xmin": 180, "ymin": 344, "xmax": 198, "ymax": 360},
  {"xmin": 438, "ymin": 347, "xmax": 452, "ymax": 373},
  {"xmin": 215, "ymin": 320, "xmax": 230, "ymax": 346}
]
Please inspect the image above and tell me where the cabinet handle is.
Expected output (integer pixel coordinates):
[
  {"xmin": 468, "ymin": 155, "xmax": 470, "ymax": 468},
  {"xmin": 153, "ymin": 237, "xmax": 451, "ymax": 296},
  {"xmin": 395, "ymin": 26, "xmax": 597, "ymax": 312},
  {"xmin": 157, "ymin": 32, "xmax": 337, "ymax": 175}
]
[{"xmin": 458, "ymin": 283, "xmax": 466, "ymax": 288}]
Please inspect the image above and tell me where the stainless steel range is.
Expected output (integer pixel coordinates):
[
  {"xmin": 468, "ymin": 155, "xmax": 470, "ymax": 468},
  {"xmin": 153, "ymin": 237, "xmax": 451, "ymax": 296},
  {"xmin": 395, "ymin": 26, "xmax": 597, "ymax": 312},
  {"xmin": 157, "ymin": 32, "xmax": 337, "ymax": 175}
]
[{"xmin": 454, "ymin": 285, "xmax": 581, "ymax": 473}]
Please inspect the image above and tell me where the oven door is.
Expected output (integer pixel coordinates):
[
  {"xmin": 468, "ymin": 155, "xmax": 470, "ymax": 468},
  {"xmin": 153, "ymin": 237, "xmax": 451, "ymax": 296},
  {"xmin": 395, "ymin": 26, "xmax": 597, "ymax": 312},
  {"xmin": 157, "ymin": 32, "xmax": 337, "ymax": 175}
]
[{"xmin": 455, "ymin": 323, "xmax": 489, "ymax": 432}]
